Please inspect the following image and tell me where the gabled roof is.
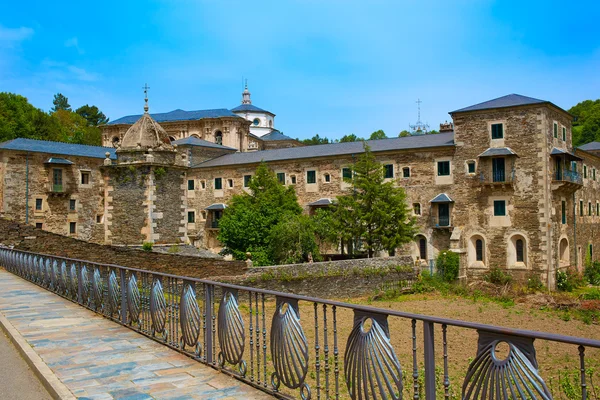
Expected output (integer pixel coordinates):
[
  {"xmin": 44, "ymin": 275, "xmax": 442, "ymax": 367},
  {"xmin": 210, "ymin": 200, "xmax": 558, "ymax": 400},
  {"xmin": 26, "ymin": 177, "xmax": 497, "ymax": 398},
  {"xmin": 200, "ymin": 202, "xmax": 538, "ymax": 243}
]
[
  {"xmin": 551, "ymin": 147, "xmax": 583, "ymax": 160},
  {"xmin": 308, "ymin": 198, "xmax": 334, "ymax": 207},
  {"xmin": 193, "ymin": 132, "xmax": 454, "ymax": 169},
  {"xmin": 478, "ymin": 147, "xmax": 518, "ymax": 158},
  {"xmin": 578, "ymin": 142, "xmax": 600, "ymax": 151},
  {"xmin": 231, "ymin": 104, "xmax": 274, "ymax": 115},
  {"xmin": 45, "ymin": 157, "xmax": 73, "ymax": 165},
  {"xmin": 260, "ymin": 130, "xmax": 296, "ymax": 142},
  {"xmin": 0, "ymin": 138, "xmax": 117, "ymax": 159},
  {"xmin": 451, "ymin": 94, "xmax": 549, "ymax": 114},
  {"xmin": 109, "ymin": 109, "xmax": 242, "ymax": 125},
  {"xmin": 205, "ymin": 203, "xmax": 227, "ymax": 210},
  {"xmin": 172, "ymin": 136, "xmax": 237, "ymax": 151},
  {"xmin": 430, "ymin": 193, "xmax": 454, "ymax": 203}
]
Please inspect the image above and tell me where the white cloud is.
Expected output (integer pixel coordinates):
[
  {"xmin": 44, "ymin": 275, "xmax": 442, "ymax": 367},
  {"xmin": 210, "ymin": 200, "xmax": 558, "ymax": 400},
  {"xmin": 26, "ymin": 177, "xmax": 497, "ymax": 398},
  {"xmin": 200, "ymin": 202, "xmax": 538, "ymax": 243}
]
[
  {"xmin": 0, "ymin": 25, "xmax": 34, "ymax": 45},
  {"xmin": 67, "ymin": 65, "xmax": 98, "ymax": 82},
  {"xmin": 64, "ymin": 37, "xmax": 84, "ymax": 54}
]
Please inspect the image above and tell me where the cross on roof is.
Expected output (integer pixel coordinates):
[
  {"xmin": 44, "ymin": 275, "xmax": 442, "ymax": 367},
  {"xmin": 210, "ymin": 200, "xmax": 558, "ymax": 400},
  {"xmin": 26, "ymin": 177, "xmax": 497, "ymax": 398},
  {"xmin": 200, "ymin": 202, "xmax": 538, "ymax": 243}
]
[{"xmin": 143, "ymin": 83, "xmax": 150, "ymax": 113}]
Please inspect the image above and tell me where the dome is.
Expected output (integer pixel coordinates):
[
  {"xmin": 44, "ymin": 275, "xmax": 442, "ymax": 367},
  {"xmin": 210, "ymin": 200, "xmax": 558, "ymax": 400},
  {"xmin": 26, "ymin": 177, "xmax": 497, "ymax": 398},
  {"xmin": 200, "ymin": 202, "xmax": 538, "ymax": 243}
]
[{"xmin": 120, "ymin": 112, "xmax": 173, "ymax": 150}]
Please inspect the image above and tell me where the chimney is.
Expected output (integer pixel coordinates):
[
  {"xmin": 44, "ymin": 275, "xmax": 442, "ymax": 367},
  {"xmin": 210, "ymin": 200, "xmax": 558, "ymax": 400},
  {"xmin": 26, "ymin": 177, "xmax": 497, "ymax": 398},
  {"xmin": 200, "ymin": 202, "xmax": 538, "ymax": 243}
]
[{"xmin": 439, "ymin": 121, "xmax": 454, "ymax": 133}]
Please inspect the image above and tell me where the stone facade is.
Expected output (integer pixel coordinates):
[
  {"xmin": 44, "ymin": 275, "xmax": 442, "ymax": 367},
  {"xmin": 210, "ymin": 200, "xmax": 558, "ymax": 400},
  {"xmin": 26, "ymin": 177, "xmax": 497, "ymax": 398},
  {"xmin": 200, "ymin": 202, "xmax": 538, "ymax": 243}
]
[{"xmin": 1, "ymin": 94, "xmax": 598, "ymax": 289}]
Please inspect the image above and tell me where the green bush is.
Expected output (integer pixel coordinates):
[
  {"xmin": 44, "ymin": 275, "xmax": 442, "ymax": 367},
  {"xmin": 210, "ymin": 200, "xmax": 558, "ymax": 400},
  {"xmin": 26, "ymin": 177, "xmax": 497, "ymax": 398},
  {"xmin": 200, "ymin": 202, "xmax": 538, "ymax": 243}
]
[
  {"xmin": 436, "ymin": 251, "xmax": 460, "ymax": 282},
  {"xmin": 142, "ymin": 242, "xmax": 153, "ymax": 252},
  {"xmin": 483, "ymin": 267, "xmax": 512, "ymax": 285},
  {"xmin": 584, "ymin": 260, "xmax": 600, "ymax": 285},
  {"xmin": 526, "ymin": 274, "xmax": 544, "ymax": 291},
  {"xmin": 556, "ymin": 267, "xmax": 584, "ymax": 292}
]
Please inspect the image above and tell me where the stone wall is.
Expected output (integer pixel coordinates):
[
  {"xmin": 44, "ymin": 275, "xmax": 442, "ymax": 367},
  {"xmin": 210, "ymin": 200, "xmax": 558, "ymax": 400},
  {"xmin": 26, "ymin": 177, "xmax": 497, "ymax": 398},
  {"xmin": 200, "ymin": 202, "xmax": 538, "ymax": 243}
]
[
  {"xmin": 216, "ymin": 256, "xmax": 416, "ymax": 298},
  {"xmin": 0, "ymin": 218, "xmax": 245, "ymax": 279}
]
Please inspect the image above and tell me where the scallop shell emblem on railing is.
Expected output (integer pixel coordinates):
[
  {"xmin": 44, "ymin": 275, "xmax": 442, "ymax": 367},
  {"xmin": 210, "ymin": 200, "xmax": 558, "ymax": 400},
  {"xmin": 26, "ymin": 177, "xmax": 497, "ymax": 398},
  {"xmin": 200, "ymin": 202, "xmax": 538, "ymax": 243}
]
[
  {"xmin": 344, "ymin": 311, "xmax": 403, "ymax": 400},
  {"xmin": 45, "ymin": 258, "xmax": 52, "ymax": 287},
  {"xmin": 217, "ymin": 289, "xmax": 245, "ymax": 370},
  {"xmin": 69, "ymin": 263, "xmax": 78, "ymax": 299},
  {"xmin": 51, "ymin": 259, "xmax": 59, "ymax": 289},
  {"xmin": 179, "ymin": 282, "xmax": 202, "ymax": 354},
  {"xmin": 462, "ymin": 331, "xmax": 552, "ymax": 400},
  {"xmin": 81, "ymin": 265, "xmax": 90, "ymax": 303},
  {"xmin": 150, "ymin": 278, "xmax": 167, "ymax": 337},
  {"xmin": 60, "ymin": 261, "xmax": 69, "ymax": 294},
  {"xmin": 127, "ymin": 273, "xmax": 140, "ymax": 325},
  {"xmin": 92, "ymin": 267, "xmax": 104, "ymax": 309},
  {"xmin": 108, "ymin": 270, "xmax": 120, "ymax": 316},
  {"xmin": 270, "ymin": 297, "xmax": 309, "ymax": 395}
]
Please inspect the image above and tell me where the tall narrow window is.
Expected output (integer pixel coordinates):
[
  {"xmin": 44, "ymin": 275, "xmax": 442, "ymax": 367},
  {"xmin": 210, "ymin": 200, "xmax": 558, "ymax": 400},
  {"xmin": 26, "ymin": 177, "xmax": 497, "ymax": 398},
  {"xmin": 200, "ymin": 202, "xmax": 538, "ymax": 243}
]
[
  {"xmin": 53, "ymin": 169, "xmax": 63, "ymax": 192},
  {"xmin": 476, "ymin": 239, "xmax": 483, "ymax": 262},
  {"xmin": 214, "ymin": 178, "xmax": 222, "ymax": 190},
  {"xmin": 187, "ymin": 179, "xmax": 195, "ymax": 190},
  {"xmin": 516, "ymin": 239, "xmax": 524, "ymax": 262},
  {"xmin": 81, "ymin": 171, "xmax": 90, "ymax": 185},
  {"xmin": 276, "ymin": 173, "xmax": 285, "ymax": 184},
  {"xmin": 413, "ymin": 203, "xmax": 421, "ymax": 215},
  {"xmin": 492, "ymin": 158, "xmax": 506, "ymax": 182},
  {"xmin": 187, "ymin": 211, "xmax": 195, "ymax": 223},
  {"xmin": 306, "ymin": 170, "xmax": 316, "ymax": 184},
  {"xmin": 227, "ymin": 179, "xmax": 233, "ymax": 188},
  {"xmin": 383, "ymin": 164, "xmax": 394, "ymax": 179},
  {"xmin": 324, "ymin": 173, "xmax": 331, "ymax": 182},
  {"xmin": 562, "ymin": 126, "xmax": 566, "ymax": 141},
  {"xmin": 215, "ymin": 131, "xmax": 223, "ymax": 145},
  {"xmin": 562, "ymin": 200, "xmax": 566, "ymax": 224},
  {"xmin": 418, "ymin": 237, "xmax": 427, "ymax": 260},
  {"xmin": 589, "ymin": 202, "xmax": 592, "ymax": 216},
  {"xmin": 35, "ymin": 198, "xmax": 43, "ymax": 211},
  {"xmin": 584, "ymin": 165, "xmax": 587, "ymax": 178},
  {"xmin": 69, "ymin": 199, "xmax": 76, "ymax": 211},
  {"xmin": 491, "ymin": 123, "xmax": 503, "ymax": 139},
  {"xmin": 580, "ymin": 200, "xmax": 584, "ymax": 216},
  {"xmin": 403, "ymin": 167, "xmax": 411, "ymax": 178},
  {"xmin": 553, "ymin": 122, "xmax": 558, "ymax": 138},
  {"xmin": 244, "ymin": 175, "xmax": 252, "ymax": 187},
  {"xmin": 590, "ymin": 244, "xmax": 594, "ymax": 260},
  {"xmin": 69, "ymin": 222, "xmax": 77, "ymax": 235}
]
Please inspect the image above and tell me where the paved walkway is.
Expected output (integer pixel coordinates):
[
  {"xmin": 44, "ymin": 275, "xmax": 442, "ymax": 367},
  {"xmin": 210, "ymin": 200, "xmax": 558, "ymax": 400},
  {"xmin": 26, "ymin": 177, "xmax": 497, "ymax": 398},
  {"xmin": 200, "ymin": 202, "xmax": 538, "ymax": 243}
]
[
  {"xmin": 0, "ymin": 269, "xmax": 272, "ymax": 400},
  {"xmin": 0, "ymin": 328, "xmax": 52, "ymax": 400}
]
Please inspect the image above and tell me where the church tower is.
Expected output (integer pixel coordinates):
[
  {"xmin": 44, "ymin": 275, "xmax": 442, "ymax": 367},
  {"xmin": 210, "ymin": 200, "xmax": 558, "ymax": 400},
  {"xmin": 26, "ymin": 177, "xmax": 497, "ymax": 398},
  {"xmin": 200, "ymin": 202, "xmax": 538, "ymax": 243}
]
[{"xmin": 231, "ymin": 81, "xmax": 276, "ymax": 137}]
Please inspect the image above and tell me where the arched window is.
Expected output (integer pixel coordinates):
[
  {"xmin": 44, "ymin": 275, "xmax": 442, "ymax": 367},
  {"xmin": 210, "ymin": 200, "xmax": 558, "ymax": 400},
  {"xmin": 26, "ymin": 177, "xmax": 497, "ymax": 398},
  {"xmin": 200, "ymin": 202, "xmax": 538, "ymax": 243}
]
[
  {"xmin": 559, "ymin": 238, "xmax": 569, "ymax": 265},
  {"xmin": 112, "ymin": 136, "xmax": 120, "ymax": 147},
  {"xmin": 190, "ymin": 134, "xmax": 200, "ymax": 139},
  {"xmin": 168, "ymin": 136, "xmax": 176, "ymax": 143},
  {"xmin": 516, "ymin": 239, "xmax": 524, "ymax": 262},
  {"xmin": 215, "ymin": 131, "xmax": 223, "ymax": 145},
  {"xmin": 415, "ymin": 235, "xmax": 427, "ymax": 260},
  {"xmin": 476, "ymin": 239, "xmax": 483, "ymax": 261}
]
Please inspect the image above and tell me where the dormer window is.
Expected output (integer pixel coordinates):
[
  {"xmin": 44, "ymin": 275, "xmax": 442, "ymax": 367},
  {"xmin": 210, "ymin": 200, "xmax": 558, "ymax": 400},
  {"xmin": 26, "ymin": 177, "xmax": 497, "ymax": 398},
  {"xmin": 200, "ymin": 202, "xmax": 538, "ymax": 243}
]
[
  {"xmin": 215, "ymin": 131, "xmax": 223, "ymax": 145},
  {"xmin": 491, "ymin": 123, "xmax": 503, "ymax": 139}
]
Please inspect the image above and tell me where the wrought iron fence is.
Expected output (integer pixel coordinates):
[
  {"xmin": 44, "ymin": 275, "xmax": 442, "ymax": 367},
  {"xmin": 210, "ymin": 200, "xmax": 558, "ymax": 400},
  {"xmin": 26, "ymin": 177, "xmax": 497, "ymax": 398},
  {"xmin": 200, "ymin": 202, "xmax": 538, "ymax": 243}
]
[
  {"xmin": 1, "ymin": 247, "xmax": 599, "ymax": 400},
  {"xmin": 556, "ymin": 170, "xmax": 583, "ymax": 185}
]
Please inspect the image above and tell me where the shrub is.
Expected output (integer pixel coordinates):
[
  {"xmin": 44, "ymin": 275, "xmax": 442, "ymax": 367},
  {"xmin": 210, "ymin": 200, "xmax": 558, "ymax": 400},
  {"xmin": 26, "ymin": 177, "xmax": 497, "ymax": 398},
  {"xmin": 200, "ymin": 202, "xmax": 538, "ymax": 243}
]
[
  {"xmin": 142, "ymin": 242, "xmax": 153, "ymax": 252},
  {"xmin": 484, "ymin": 267, "xmax": 512, "ymax": 285},
  {"xmin": 526, "ymin": 273, "xmax": 544, "ymax": 291},
  {"xmin": 581, "ymin": 288, "xmax": 600, "ymax": 300},
  {"xmin": 167, "ymin": 244, "xmax": 180, "ymax": 254},
  {"xmin": 556, "ymin": 268, "xmax": 584, "ymax": 292},
  {"xmin": 436, "ymin": 251, "xmax": 460, "ymax": 282},
  {"xmin": 584, "ymin": 260, "xmax": 600, "ymax": 285}
]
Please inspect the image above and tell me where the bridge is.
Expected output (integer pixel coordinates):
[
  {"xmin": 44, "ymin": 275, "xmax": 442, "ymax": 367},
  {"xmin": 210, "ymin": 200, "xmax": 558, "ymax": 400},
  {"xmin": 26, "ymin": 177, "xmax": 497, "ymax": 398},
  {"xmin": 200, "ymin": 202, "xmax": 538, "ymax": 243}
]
[{"xmin": 1, "ymin": 247, "xmax": 599, "ymax": 399}]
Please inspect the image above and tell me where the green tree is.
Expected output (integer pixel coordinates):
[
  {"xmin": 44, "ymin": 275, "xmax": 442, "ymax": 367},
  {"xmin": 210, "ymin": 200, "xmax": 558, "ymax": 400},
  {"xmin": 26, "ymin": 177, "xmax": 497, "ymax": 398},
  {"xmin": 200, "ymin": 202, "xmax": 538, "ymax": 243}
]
[
  {"xmin": 333, "ymin": 143, "xmax": 416, "ymax": 257},
  {"xmin": 427, "ymin": 129, "xmax": 439, "ymax": 135},
  {"xmin": 369, "ymin": 130, "xmax": 387, "ymax": 140},
  {"xmin": 76, "ymin": 104, "xmax": 109, "ymax": 126},
  {"xmin": 339, "ymin": 133, "xmax": 363, "ymax": 143},
  {"xmin": 569, "ymin": 99, "xmax": 600, "ymax": 145},
  {"xmin": 217, "ymin": 162, "xmax": 302, "ymax": 265},
  {"xmin": 301, "ymin": 134, "xmax": 331, "ymax": 146},
  {"xmin": 51, "ymin": 110, "xmax": 102, "ymax": 145},
  {"xmin": 51, "ymin": 93, "xmax": 71, "ymax": 113},
  {"xmin": 269, "ymin": 214, "xmax": 320, "ymax": 264},
  {"xmin": 398, "ymin": 130, "xmax": 411, "ymax": 137},
  {"xmin": 0, "ymin": 92, "xmax": 62, "ymax": 142}
]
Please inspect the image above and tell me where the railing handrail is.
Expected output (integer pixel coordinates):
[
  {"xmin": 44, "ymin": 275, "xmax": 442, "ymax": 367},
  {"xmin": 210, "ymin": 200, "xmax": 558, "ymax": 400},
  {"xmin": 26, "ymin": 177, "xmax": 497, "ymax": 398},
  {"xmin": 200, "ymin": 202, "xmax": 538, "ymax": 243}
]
[{"xmin": 2, "ymin": 245, "xmax": 599, "ymax": 349}]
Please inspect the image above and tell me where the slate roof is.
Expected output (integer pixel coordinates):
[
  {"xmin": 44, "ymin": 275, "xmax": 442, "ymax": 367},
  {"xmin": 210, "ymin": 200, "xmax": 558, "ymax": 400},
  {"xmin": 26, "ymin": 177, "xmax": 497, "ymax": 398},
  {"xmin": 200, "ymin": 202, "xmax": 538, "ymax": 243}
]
[
  {"xmin": 205, "ymin": 203, "xmax": 227, "ymax": 210},
  {"xmin": 193, "ymin": 132, "xmax": 454, "ymax": 168},
  {"xmin": 430, "ymin": 193, "xmax": 454, "ymax": 203},
  {"xmin": 45, "ymin": 157, "xmax": 73, "ymax": 165},
  {"xmin": 0, "ymin": 138, "xmax": 117, "ymax": 159},
  {"xmin": 308, "ymin": 198, "xmax": 334, "ymax": 207},
  {"xmin": 451, "ymin": 94, "xmax": 549, "ymax": 113},
  {"xmin": 578, "ymin": 142, "xmax": 600, "ymax": 151},
  {"xmin": 231, "ymin": 104, "xmax": 274, "ymax": 115},
  {"xmin": 260, "ymin": 130, "xmax": 296, "ymax": 142},
  {"xmin": 478, "ymin": 147, "xmax": 518, "ymax": 158},
  {"xmin": 172, "ymin": 136, "xmax": 237, "ymax": 151},
  {"xmin": 109, "ymin": 109, "xmax": 242, "ymax": 125},
  {"xmin": 552, "ymin": 147, "xmax": 583, "ymax": 160}
]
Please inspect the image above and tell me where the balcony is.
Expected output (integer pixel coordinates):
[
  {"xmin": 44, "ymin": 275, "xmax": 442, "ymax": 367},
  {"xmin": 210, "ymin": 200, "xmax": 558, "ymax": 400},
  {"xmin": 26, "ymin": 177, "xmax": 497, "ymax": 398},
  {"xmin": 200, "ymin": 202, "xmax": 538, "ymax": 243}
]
[
  {"xmin": 479, "ymin": 170, "xmax": 515, "ymax": 187},
  {"xmin": 47, "ymin": 183, "xmax": 71, "ymax": 197},
  {"xmin": 209, "ymin": 220, "xmax": 220, "ymax": 229},
  {"xmin": 552, "ymin": 170, "xmax": 582, "ymax": 192},
  {"xmin": 431, "ymin": 215, "xmax": 452, "ymax": 229}
]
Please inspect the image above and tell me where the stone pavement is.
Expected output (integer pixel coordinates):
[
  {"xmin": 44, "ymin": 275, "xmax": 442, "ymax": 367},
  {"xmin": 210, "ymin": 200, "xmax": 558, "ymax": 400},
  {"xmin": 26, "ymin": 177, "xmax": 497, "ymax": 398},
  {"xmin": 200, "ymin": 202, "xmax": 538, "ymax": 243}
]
[{"xmin": 0, "ymin": 269, "xmax": 273, "ymax": 400}]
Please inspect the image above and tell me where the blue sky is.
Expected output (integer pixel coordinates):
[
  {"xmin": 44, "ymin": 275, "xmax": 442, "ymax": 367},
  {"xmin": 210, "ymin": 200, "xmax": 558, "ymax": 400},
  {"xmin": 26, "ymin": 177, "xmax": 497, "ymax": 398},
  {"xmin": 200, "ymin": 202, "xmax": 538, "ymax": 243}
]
[{"xmin": 1, "ymin": 0, "xmax": 599, "ymax": 140}]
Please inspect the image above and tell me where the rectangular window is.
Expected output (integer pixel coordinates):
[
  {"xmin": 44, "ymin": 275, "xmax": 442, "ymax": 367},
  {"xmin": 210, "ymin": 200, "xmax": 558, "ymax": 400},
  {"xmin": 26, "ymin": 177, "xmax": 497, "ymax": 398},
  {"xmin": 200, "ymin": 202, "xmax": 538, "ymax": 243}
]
[
  {"xmin": 342, "ymin": 168, "xmax": 352, "ymax": 180},
  {"xmin": 562, "ymin": 126, "xmax": 566, "ymax": 141},
  {"xmin": 589, "ymin": 202, "xmax": 592, "ymax": 216},
  {"xmin": 437, "ymin": 161, "xmax": 450, "ymax": 176},
  {"xmin": 553, "ymin": 122, "xmax": 558, "ymax": 138},
  {"xmin": 35, "ymin": 223, "xmax": 43, "ymax": 229},
  {"xmin": 467, "ymin": 162, "xmax": 476, "ymax": 174},
  {"xmin": 562, "ymin": 201, "xmax": 566, "ymax": 224},
  {"xmin": 69, "ymin": 199, "xmax": 76, "ymax": 211},
  {"xmin": 402, "ymin": 167, "xmax": 410, "ymax": 178},
  {"xmin": 276, "ymin": 172, "xmax": 286, "ymax": 184},
  {"xmin": 69, "ymin": 222, "xmax": 76, "ymax": 234},
  {"xmin": 597, "ymin": 203, "xmax": 599, "ymax": 216},
  {"xmin": 572, "ymin": 161, "xmax": 577, "ymax": 172},
  {"xmin": 81, "ymin": 171, "xmax": 90, "ymax": 185},
  {"xmin": 201, "ymin": 180, "xmax": 206, "ymax": 189},
  {"xmin": 214, "ymin": 178, "xmax": 222, "ymax": 190},
  {"xmin": 96, "ymin": 215, "xmax": 102, "ymax": 223},
  {"xmin": 187, "ymin": 179, "xmax": 195, "ymax": 190},
  {"xmin": 187, "ymin": 211, "xmax": 195, "ymax": 223},
  {"xmin": 227, "ymin": 179, "xmax": 234, "ymax": 188},
  {"xmin": 324, "ymin": 173, "xmax": 331, "ymax": 183},
  {"xmin": 53, "ymin": 168, "xmax": 63, "ymax": 192},
  {"xmin": 594, "ymin": 168, "xmax": 597, "ymax": 180},
  {"xmin": 413, "ymin": 203, "xmax": 421, "ymax": 215},
  {"xmin": 493, "ymin": 200, "xmax": 506, "ymax": 216},
  {"xmin": 35, "ymin": 198, "xmax": 43, "ymax": 211},
  {"xmin": 290, "ymin": 175, "xmax": 297, "ymax": 184},
  {"xmin": 491, "ymin": 123, "xmax": 504, "ymax": 139},
  {"xmin": 383, "ymin": 164, "xmax": 394, "ymax": 179},
  {"xmin": 306, "ymin": 170, "xmax": 316, "ymax": 184},
  {"xmin": 584, "ymin": 165, "xmax": 587, "ymax": 178},
  {"xmin": 244, "ymin": 175, "xmax": 252, "ymax": 187},
  {"xmin": 580, "ymin": 200, "xmax": 584, "ymax": 216}
]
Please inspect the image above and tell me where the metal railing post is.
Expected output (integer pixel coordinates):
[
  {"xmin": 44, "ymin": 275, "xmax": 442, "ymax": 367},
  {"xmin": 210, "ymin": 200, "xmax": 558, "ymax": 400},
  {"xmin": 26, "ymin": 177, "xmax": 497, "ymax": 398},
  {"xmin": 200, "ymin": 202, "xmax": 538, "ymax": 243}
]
[
  {"xmin": 120, "ymin": 268, "xmax": 128, "ymax": 324},
  {"xmin": 423, "ymin": 321, "xmax": 436, "ymax": 400},
  {"xmin": 204, "ymin": 283, "xmax": 214, "ymax": 364},
  {"xmin": 77, "ymin": 262, "xmax": 83, "ymax": 305}
]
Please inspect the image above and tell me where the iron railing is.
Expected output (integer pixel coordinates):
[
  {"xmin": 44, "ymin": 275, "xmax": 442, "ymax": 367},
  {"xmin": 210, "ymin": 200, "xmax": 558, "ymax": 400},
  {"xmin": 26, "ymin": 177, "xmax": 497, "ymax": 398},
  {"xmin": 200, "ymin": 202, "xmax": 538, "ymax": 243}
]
[
  {"xmin": 1, "ymin": 247, "xmax": 599, "ymax": 400},
  {"xmin": 479, "ymin": 169, "xmax": 515, "ymax": 184},
  {"xmin": 555, "ymin": 170, "xmax": 583, "ymax": 185},
  {"xmin": 431, "ymin": 215, "xmax": 451, "ymax": 227}
]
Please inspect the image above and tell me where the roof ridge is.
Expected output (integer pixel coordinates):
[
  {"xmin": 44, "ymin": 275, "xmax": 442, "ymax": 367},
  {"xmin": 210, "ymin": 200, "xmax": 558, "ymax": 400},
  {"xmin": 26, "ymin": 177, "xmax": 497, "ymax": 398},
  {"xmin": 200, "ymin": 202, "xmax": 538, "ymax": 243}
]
[{"xmin": 2, "ymin": 137, "xmax": 115, "ymax": 150}]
